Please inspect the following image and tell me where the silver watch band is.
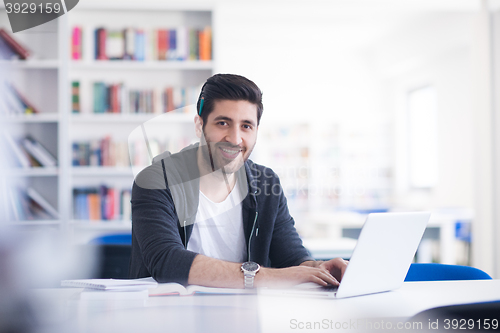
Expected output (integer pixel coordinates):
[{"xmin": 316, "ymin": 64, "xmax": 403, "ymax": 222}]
[{"xmin": 243, "ymin": 272, "xmax": 256, "ymax": 289}]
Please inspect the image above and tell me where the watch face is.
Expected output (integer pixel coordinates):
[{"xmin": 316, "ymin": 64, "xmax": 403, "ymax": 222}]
[{"xmin": 243, "ymin": 261, "xmax": 259, "ymax": 272}]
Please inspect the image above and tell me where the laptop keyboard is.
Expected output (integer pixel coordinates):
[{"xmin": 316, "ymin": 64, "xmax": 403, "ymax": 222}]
[{"xmin": 320, "ymin": 285, "xmax": 339, "ymax": 292}]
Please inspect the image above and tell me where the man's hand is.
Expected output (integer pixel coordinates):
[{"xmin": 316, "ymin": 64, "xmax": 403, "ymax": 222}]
[
  {"xmin": 188, "ymin": 255, "xmax": 348, "ymax": 289},
  {"xmin": 300, "ymin": 257, "xmax": 348, "ymax": 284},
  {"xmin": 255, "ymin": 265, "xmax": 339, "ymax": 288},
  {"xmin": 318, "ymin": 258, "xmax": 348, "ymax": 283}
]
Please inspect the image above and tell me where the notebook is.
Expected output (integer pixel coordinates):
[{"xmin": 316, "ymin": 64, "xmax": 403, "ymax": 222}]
[
  {"xmin": 61, "ymin": 277, "xmax": 157, "ymax": 291},
  {"xmin": 269, "ymin": 212, "xmax": 430, "ymax": 299}
]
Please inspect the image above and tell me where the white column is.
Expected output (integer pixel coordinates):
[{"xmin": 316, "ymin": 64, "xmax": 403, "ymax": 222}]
[{"xmin": 471, "ymin": 0, "xmax": 496, "ymax": 277}]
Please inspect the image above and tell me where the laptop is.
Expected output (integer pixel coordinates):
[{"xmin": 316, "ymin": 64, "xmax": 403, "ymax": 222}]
[{"xmin": 274, "ymin": 212, "xmax": 430, "ymax": 299}]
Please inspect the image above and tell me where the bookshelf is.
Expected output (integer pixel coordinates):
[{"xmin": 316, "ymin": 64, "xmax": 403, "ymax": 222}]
[
  {"xmin": 65, "ymin": 3, "xmax": 213, "ymax": 243},
  {"xmin": 1, "ymin": 2, "xmax": 213, "ymax": 243},
  {"xmin": 0, "ymin": 6, "xmax": 68, "ymax": 227}
]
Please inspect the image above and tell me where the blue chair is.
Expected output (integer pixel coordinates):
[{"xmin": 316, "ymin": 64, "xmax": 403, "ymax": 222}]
[
  {"xmin": 91, "ymin": 233, "xmax": 132, "ymax": 245},
  {"xmin": 405, "ymin": 263, "xmax": 492, "ymax": 282},
  {"xmin": 406, "ymin": 263, "xmax": 497, "ymax": 322},
  {"xmin": 90, "ymin": 233, "xmax": 132, "ymax": 279}
]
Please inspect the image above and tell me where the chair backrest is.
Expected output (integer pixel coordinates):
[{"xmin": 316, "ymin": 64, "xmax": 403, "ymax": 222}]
[
  {"xmin": 405, "ymin": 263, "xmax": 492, "ymax": 282},
  {"xmin": 91, "ymin": 233, "xmax": 132, "ymax": 245},
  {"xmin": 90, "ymin": 233, "xmax": 132, "ymax": 279}
]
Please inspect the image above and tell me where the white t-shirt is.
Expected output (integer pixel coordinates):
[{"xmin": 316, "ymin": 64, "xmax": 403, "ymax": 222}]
[{"xmin": 187, "ymin": 179, "xmax": 247, "ymax": 263}]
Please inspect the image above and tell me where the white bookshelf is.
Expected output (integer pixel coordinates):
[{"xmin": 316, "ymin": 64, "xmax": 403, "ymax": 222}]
[
  {"xmin": 65, "ymin": 3, "xmax": 213, "ymax": 241},
  {"xmin": 0, "ymin": 7, "xmax": 67, "ymax": 227},
  {"xmin": 1, "ymin": 3, "xmax": 213, "ymax": 241}
]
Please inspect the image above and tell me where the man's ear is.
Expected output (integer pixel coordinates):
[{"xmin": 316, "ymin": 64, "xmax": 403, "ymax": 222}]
[{"xmin": 195, "ymin": 115, "xmax": 203, "ymax": 138}]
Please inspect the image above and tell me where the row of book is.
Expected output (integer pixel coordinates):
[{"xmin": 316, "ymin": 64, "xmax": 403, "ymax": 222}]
[
  {"xmin": 72, "ymin": 26, "xmax": 212, "ymax": 61},
  {"xmin": 73, "ymin": 186, "xmax": 131, "ymax": 221},
  {"xmin": 7, "ymin": 186, "xmax": 59, "ymax": 221},
  {"xmin": 89, "ymin": 81, "xmax": 200, "ymax": 114},
  {"xmin": 1, "ymin": 81, "xmax": 40, "ymax": 115},
  {"xmin": 72, "ymin": 137, "xmax": 129, "ymax": 167},
  {"xmin": 3, "ymin": 133, "xmax": 57, "ymax": 168},
  {"xmin": 0, "ymin": 28, "xmax": 31, "ymax": 60}
]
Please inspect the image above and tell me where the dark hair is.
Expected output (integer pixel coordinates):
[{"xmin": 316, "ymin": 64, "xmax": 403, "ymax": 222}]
[{"xmin": 196, "ymin": 74, "xmax": 263, "ymax": 125}]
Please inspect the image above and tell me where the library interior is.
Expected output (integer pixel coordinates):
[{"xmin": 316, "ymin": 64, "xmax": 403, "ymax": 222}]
[{"xmin": 1, "ymin": 0, "xmax": 500, "ymax": 332}]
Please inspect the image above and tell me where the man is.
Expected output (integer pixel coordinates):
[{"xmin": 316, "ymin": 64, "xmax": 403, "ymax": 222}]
[{"xmin": 130, "ymin": 74, "xmax": 347, "ymax": 288}]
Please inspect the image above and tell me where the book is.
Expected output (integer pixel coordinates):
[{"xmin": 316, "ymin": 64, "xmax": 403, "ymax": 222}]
[
  {"xmin": 3, "ymin": 133, "xmax": 31, "ymax": 168},
  {"xmin": 71, "ymin": 81, "xmax": 80, "ymax": 113},
  {"xmin": 0, "ymin": 28, "xmax": 31, "ymax": 59},
  {"xmin": 134, "ymin": 29, "xmax": 145, "ymax": 61},
  {"xmin": 26, "ymin": 187, "xmax": 59, "ymax": 219},
  {"xmin": 189, "ymin": 28, "xmax": 198, "ymax": 60},
  {"xmin": 199, "ymin": 26, "xmax": 212, "ymax": 61},
  {"xmin": 176, "ymin": 27, "xmax": 187, "ymax": 60},
  {"xmin": 167, "ymin": 29, "xmax": 177, "ymax": 60},
  {"xmin": 7, "ymin": 187, "xmax": 58, "ymax": 221},
  {"xmin": 2, "ymin": 82, "xmax": 25, "ymax": 114},
  {"xmin": 0, "ymin": 35, "xmax": 17, "ymax": 59},
  {"xmin": 71, "ymin": 26, "xmax": 82, "ymax": 60},
  {"xmin": 123, "ymin": 28, "xmax": 135, "ymax": 60},
  {"xmin": 96, "ymin": 28, "xmax": 107, "ymax": 60},
  {"xmin": 5, "ymin": 83, "xmax": 40, "ymax": 114},
  {"xmin": 149, "ymin": 283, "xmax": 255, "ymax": 296},
  {"xmin": 61, "ymin": 278, "xmax": 158, "ymax": 291},
  {"xmin": 157, "ymin": 29, "xmax": 167, "ymax": 60},
  {"xmin": 120, "ymin": 189, "xmax": 132, "ymax": 221},
  {"xmin": 106, "ymin": 29, "xmax": 124, "ymax": 60},
  {"xmin": 21, "ymin": 137, "xmax": 57, "ymax": 167}
]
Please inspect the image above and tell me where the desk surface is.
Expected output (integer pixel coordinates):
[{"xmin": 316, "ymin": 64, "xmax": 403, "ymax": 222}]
[{"xmin": 32, "ymin": 280, "xmax": 500, "ymax": 333}]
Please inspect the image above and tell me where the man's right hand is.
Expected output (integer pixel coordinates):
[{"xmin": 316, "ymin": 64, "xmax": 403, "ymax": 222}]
[{"xmin": 255, "ymin": 265, "xmax": 338, "ymax": 288}]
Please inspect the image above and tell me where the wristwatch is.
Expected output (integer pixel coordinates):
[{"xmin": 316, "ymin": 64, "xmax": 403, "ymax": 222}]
[{"xmin": 241, "ymin": 261, "xmax": 260, "ymax": 289}]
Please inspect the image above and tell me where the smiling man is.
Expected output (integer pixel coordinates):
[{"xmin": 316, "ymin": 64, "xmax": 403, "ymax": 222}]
[{"xmin": 130, "ymin": 74, "xmax": 347, "ymax": 289}]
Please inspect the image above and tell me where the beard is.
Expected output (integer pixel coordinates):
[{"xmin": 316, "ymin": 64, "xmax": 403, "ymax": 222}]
[{"xmin": 199, "ymin": 131, "xmax": 254, "ymax": 175}]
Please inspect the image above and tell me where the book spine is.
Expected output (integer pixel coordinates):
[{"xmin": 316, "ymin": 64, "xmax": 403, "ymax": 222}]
[
  {"xmin": 3, "ymin": 133, "xmax": 31, "ymax": 168},
  {"xmin": 97, "ymin": 28, "xmax": 107, "ymax": 60},
  {"xmin": 8, "ymin": 83, "xmax": 40, "ymax": 114},
  {"xmin": 22, "ymin": 137, "xmax": 57, "ymax": 167},
  {"xmin": 72, "ymin": 26, "xmax": 82, "ymax": 60},
  {"xmin": 72, "ymin": 81, "xmax": 80, "ymax": 113},
  {"xmin": 189, "ymin": 29, "xmax": 197, "ymax": 60},
  {"xmin": 88, "ymin": 192, "xmax": 101, "ymax": 221},
  {"xmin": 123, "ymin": 28, "xmax": 135, "ymax": 60},
  {"xmin": 0, "ymin": 35, "xmax": 17, "ymax": 59},
  {"xmin": 121, "ymin": 189, "xmax": 131, "ymax": 221},
  {"xmin": 176, "ymin": 27, "xmax": 187, "ymax": 61},
  {"xmin": 26, "ymin": 187, "xmax": 59, "ymax": 219},
  {"xmin": 0, "ymin": 28, "xmax": 31, "ymax": 59},
  {"xmin": 168, "ymin": 29, "xmax": 176, "ymax": 60}
]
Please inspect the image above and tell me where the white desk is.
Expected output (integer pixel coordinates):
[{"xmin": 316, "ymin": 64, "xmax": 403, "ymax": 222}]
[{"xmin": 32, "ymin": 280, "xmax": 500, "ymax": 333}]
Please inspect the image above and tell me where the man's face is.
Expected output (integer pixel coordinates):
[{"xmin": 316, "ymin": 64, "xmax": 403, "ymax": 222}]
[{"xmin": 196, "ymin": 100, "xmax": 258, "ymax": 174}]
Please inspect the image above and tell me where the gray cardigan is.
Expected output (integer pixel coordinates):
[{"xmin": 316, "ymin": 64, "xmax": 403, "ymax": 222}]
[{"xmin": 129, "ymin": 143, "xmax": 313, "ymax": 285}]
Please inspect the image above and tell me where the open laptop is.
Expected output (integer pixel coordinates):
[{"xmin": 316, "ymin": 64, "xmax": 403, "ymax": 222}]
[{"xmin": 276, "ymin": 212, "xmax": 430, "ymax": 299}]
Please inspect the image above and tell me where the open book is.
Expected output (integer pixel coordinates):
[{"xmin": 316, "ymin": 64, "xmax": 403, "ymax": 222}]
[{"xmin": 149, "ymin": 283, "xmax": 255, "ymax": 296}]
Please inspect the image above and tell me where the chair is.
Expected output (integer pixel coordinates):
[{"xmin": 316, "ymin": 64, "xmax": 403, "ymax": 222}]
[
  {"xmin": 406, "ymin": 263, "xmax": 498, "ymax": 323},
  {"xmin": 90, "ymin": 233, "xmax": 132, "ymax": 279},
  {"xmin": 91, "ymin": 234, "xmax": 132, "ymax": 245},
  {"xmin": 405, "ymin": 263, "xmax": 492, "ymax": 282}
]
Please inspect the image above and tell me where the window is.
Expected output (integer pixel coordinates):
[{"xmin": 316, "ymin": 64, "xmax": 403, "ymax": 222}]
[{"xmin": 407, "ymin": 85, "xmax": 439, "ymax": 189}]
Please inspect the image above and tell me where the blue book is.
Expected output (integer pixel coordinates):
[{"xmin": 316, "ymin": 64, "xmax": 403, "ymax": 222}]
[
  {"xmin": 134, "ymin": 30, "xmax": 145, "ymax": 61},
  {"xmin": 72, "ymin": 142, "xmax": 80, "ymax": 166},
  {"xmin": 99, "ymin": 185, "xmax": 108, "ymax": 220},
  {"xmin": 168, "ymin": 29, "xmax": 176, "ymax": 60}
]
